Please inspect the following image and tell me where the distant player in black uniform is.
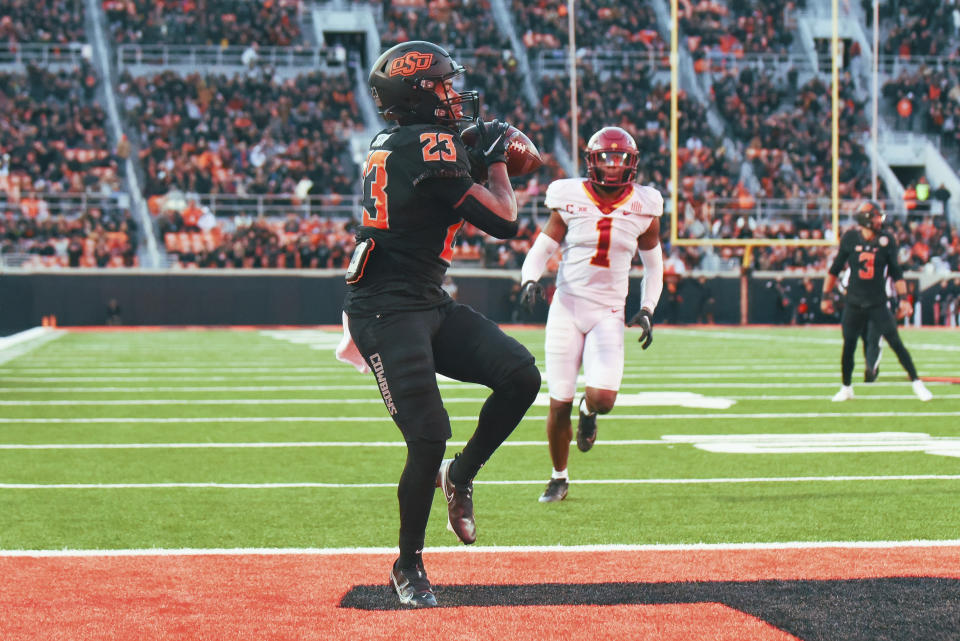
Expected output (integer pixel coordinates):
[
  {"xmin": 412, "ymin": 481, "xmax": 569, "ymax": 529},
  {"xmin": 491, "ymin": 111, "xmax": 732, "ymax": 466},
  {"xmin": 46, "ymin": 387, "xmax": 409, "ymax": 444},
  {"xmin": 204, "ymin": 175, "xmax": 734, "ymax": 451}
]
[
  {"xmin": 820, "ymin": 201, "xmax": 932, "ymax": 402},
  {"xmin": 838, "ymin": 269, "xmax": 896, "ymax": 382},
  {"xmin": 342, "ymin": 41, "xmax": 540, "ymax": 607}
]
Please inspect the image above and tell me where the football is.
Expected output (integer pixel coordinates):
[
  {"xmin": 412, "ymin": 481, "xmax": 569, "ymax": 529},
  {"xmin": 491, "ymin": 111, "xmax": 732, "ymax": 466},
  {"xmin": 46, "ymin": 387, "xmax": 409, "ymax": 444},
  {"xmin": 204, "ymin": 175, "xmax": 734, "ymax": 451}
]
[{"xmin": 460, "ymin": 121, "xmax": 543, "ymax": 177}]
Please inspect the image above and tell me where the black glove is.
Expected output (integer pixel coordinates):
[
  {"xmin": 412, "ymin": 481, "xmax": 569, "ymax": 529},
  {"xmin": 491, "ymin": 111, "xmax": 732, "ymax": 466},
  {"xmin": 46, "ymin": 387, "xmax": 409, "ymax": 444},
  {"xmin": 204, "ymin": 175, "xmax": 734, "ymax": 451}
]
[
  {"xmin": 474, "ymin": 119, "xmax": 511, "ymax": 167},
  {"xmin": 627, "ymin": 308, "xmax": 654, "ymax": 350},
  {"xmin": 518, "ymin": 280, "xmax": 544, "ymax": 314}
]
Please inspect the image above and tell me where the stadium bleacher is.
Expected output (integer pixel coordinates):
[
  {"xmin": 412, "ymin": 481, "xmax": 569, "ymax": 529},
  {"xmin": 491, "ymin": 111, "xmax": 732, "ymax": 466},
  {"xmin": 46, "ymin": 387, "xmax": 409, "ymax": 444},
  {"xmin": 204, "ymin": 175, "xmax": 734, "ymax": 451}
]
[{"xmin": 0, "ymin": 0, "xmax": 956, "ymax": 307}]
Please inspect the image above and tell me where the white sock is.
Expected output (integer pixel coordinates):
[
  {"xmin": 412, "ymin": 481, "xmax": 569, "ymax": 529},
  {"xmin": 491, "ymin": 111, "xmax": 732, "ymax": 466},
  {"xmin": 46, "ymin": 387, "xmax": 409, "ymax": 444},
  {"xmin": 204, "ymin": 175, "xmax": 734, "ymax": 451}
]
[
  {"xmin": 551, "ymin": 468, "xmax": 568, "ymax": 480},
  {"xmin": 579, "ymin": 396, "xmax": 596, "ymax": 416}
]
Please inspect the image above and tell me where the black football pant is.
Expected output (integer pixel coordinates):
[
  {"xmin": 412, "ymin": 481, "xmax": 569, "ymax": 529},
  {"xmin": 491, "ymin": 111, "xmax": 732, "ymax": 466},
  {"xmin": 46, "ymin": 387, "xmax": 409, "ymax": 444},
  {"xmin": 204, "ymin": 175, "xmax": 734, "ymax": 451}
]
[
  {"xmin": 840, "ymin": 303, "xmax": 918, "ymax": 386},
  {"xmin": 348, "ymin": 300, "xmax": 540, "ymax": 561},
  {"xmin": 862, "ymin": 321, "xmax": 882, "ymax": 374}
]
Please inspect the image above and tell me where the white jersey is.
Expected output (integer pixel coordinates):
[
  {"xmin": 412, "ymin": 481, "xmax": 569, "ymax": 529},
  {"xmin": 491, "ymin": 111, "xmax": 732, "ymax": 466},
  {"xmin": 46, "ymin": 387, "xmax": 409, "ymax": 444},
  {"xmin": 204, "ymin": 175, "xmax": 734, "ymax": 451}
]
[{"xmin": 544, "ymin": 178, "xmax": 663, "ymax": 307}]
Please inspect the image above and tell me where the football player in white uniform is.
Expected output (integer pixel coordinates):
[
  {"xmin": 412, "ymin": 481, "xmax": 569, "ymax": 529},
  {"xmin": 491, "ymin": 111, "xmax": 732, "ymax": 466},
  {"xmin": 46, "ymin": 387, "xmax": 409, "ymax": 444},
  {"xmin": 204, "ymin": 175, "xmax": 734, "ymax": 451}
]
[{"xmin": 518, "ymin": 126, "xmax": 664, "ymax": 502}]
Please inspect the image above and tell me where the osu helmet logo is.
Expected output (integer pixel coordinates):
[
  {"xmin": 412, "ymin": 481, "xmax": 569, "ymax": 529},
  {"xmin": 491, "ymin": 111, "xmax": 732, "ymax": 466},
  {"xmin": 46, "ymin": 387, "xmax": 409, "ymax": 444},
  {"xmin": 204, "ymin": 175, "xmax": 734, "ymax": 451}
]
[{"xmin": 388, "ymin": 52, "xmax": 434, "ymax": 77}]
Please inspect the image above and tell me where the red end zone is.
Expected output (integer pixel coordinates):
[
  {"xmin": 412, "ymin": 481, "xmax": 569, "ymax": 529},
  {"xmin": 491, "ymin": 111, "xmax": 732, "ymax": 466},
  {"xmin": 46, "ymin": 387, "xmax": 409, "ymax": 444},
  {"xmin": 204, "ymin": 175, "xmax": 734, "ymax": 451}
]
[{"xmin": 1, "ymin": 545, "xmax": 959, "ymax": 641}]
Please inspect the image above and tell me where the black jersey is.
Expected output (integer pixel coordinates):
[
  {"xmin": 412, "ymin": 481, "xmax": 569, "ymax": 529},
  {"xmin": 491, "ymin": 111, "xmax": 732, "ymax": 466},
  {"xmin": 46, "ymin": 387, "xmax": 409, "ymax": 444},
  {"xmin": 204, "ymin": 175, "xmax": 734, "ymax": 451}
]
[
  {"xmin": 829, "ymin": 228, "xmax": 903, "ymax": 307},
  {"xmin": 344, "ymin": 123, "xmax": 476, "ymax": 315}
]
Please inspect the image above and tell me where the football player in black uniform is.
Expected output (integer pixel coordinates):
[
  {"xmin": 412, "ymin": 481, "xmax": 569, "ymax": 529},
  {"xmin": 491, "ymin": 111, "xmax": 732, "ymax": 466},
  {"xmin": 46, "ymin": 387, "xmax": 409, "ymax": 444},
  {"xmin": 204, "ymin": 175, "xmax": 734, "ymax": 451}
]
[
  {"xmin": 342, "ymin": 41, "xmax": 540, "ymax": 607},
  {"xmin": 820, "ymin": 201, "xmax": 932, "ymax": 402}
]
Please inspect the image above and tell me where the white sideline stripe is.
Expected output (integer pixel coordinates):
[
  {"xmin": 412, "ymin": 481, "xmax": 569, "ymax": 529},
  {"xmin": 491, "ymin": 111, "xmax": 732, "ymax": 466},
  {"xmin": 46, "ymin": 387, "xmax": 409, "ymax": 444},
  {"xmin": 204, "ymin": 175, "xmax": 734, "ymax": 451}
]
[
  {"xmin": 0, "ymin": 440, "xmax": 661, "ymax": 450},
  {"xmin": 0, "ymin": 384, "xmax": 481, "ymax": 392},
  {"xmin": 0, "ymin": 381, "xmax": 951, "ymax": 393},
  {"xmin": 0, "ymin": 398, "xmax": 407, "ymax": 406},
  {"xmin": 2, "ymin": 394, "xmax": 958, "ymax": 406},
  {"xmin": 6, "ymin": 363, "xmax": 846, "ymax": 372},
  {"xmin": 727, "ymin": 394, "xmax": 960, "ymax": 400},
  {"xmin": 16, "ymin": 363, "xmax": 954, "ymax": 373},
  {"xmin": 0, "ymin": 372, "xmax": 930, "ymax": 381},
  {"xmin": 0, "ymin": 327, "xmax": 52, "ymax": 350},
  {"xmin": 0, "ymin": 328, "xmax": 65, "ymax": 365},
  {"xmin": 4, "ymin": 539, "xmax": 960, "ymax": 558},
  {"xmin": 2, "ymin": 367, "xmax": 365, "ymax": 374},
  {"xmin": 3, "ymin": 474, "xmax": 960, "ymax": 490},
  {"xmin": 667, "ymin": 329, "xmax": 960, "ymax": 352},
  {"xmin": 2, "ymin": 411, "xmax": 958, "ymax": 424}
]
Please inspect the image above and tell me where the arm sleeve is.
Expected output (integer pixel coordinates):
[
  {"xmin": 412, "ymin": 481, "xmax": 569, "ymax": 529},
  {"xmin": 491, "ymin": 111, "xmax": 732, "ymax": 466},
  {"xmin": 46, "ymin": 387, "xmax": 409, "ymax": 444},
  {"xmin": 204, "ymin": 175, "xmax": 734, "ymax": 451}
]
[
  {"xmin": 520, "ymin": 232, "xmax": 560, "ymax": 283},
  {"xmin": 885, "ymin": 235, "xmax": 904, "ymax": 281},
  {"xmin": 455, "ymin": 193, "xmax": 519, "ymax": 238},
  {"xmin": 828, "ymin": 233, "xmax": 851, "ymax": 276},
  {"xmin": 422, "ymin": 176, "xmax": 519, "ymax": 238},
  {"xmin": 638, "ymin": 245, "xmax": 664, "ymax": 312}
]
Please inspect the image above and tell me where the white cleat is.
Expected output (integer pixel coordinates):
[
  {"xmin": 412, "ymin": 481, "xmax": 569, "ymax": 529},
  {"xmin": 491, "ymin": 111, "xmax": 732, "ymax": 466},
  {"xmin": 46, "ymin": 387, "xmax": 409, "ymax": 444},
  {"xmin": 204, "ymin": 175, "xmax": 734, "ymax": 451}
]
[
  {"xmin": 912, "ymin": 379, "xmax": 933, "ymax": 402},
  {"xmin": 832, "ymin": 385, "xmax": 854, "ymax": 402}
]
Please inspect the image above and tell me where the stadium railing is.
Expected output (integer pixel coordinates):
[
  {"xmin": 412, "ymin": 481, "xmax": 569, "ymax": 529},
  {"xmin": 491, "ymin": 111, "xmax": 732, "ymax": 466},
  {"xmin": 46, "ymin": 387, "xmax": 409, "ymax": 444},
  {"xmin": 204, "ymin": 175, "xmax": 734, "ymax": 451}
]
[
  {"xmin": 152, "ymin": 193, "xmax": 361, "ymax": 220},
  {"xmin": 116, "ymin": 45, "xmax": 344, "ymax": 74},
  {"xmin": 704, "ymin": 197, "xmax": 910, "ymax": 224},
  {"xmin": 0, "ymin": 43, "xmax": 89, "ymax": 68},
  {"xmin": 877, "ymin": 54, "xmax": 960, "ymax": 76},
  {"xmin": 0, "ymin": 193, "xmax": 128, "ymax": 214},
  {"xmin": 531, "ymin": 49, "xmax": 670, "ymax": 77}
]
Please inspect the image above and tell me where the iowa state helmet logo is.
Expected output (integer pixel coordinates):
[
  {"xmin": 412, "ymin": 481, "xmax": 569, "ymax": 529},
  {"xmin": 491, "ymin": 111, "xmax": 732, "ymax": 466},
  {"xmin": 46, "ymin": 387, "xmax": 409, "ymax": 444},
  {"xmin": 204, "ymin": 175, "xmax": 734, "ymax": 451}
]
[{"xmin": 389, "ymin": 52, "xmax": 434, "ymax": 77}]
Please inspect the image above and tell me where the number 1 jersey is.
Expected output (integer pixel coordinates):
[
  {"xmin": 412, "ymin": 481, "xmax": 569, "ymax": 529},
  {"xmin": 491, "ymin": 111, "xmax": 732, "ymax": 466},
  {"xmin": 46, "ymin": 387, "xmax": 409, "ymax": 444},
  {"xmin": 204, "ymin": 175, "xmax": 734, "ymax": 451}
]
[{"xmin": 544, "ymin": 178, "xmax": 663, "ymax": 307}]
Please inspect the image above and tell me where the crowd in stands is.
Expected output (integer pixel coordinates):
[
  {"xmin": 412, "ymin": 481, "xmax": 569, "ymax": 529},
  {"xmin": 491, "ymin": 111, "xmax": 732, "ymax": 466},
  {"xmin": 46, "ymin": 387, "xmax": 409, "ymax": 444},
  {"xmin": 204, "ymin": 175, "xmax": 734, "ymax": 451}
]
[
  {"xmin": 0, "ymin": 0, "xmax": 86, "ymax": 44},
  {"xmin": 510, "ymin": 0, "xmax": 665, "ymax": 53},
  {"xmin": 681, "ymin": 0, "xmax": 799, "ymax": 73},
  {"xmin": 103, "ymin": 0, "xmax": 304, "ymax": 46},
  {"xmin": 118, "ymin": 69, "xmax": 362, "ymax": 200},
  {"xmin": 873, "ymin": 0, "xmax": 959, "ymax": 59},
  {"xmin": 158, "ymin": 211, "xmax": 352, "ymax": 269},
  {"xmin": 0, "ymin": 204, "xmax": 139, "ymax": 268},
  {"xmin": 3, "ymin": 0, "xmax": 959, "ymax": 280},
  {"xmin": 379, "ymin": 0, "xmax": 510, "ymax": 54},
  {"xmin": 0, "ymin": 63, "xmax": 122, "ymax": 197},
  {"xmin": 721, "ymin": 73, "xmax": 877, "ymax": 200},
  {"xmin": 881, "ymin": 64, "xmax": 960, "ymax": 164}
]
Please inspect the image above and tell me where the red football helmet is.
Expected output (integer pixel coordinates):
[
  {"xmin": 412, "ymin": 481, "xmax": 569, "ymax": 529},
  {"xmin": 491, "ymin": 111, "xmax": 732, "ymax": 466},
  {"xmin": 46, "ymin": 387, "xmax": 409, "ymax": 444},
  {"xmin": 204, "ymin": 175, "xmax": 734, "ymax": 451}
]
[{"xmin": 585, "ymin": 126, "xmax": 639, "ymax": 187}]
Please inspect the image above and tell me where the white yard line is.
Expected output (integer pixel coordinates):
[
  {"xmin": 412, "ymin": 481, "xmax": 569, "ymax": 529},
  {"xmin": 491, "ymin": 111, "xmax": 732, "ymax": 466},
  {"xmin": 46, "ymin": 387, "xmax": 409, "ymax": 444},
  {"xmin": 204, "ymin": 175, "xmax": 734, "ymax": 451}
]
[
  {"xmin": 3, "ymin": 433, "xmax": 959, "ymax": 451},
  {"xmin": 0, "ymin": 363, "xmax": 908, "ymax": 373},
  {"xmin": 0, "ymin": 371, "xmax": 947, "ymax": 381},
  {"xmin": 0, "ymin": 411, "xmax": 958, "ymax": 424},
  {"xmin": 0, "ymin": 381, "xmax": 951, "ymax": 393},
  {"xmin": 2, "ymin": 474, "xmax": 960, "ymax": 490},
  {"xmin": 1, "ymin": 394, "xmax": 958, "ymax": 406},
  {"xmin": 5, "ymin": 539, "xmax": 960, "ymax": 557},
  {"xmin": 0, "ymin": 440, "xmax": 648, "ymax": 450},
  {"xmin": 666, "ymin": 329, "xmax": 960, "ymax": 352}
]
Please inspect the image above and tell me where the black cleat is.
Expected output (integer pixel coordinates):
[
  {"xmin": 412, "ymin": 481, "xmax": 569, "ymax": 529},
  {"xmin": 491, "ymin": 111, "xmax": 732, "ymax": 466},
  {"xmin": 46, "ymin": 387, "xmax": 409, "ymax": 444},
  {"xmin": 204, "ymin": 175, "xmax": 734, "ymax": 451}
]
[
  {"xmin": 437, "ymin": 458, "xmax": 476, "ymax": 544},
  {"xmin": 864, "ymin": 365, "xmax": 879, "ymax": 383},
  {"xmin": 538, "ymin": 478, "xmax": 568, "ymax": 503},
  {"xmin": 576, "ymin": 396, "xmax": 598, "ymax": 452},
  {"xmin": 390, "ymin": 557, "xmax": 437, "ymax": 607}
]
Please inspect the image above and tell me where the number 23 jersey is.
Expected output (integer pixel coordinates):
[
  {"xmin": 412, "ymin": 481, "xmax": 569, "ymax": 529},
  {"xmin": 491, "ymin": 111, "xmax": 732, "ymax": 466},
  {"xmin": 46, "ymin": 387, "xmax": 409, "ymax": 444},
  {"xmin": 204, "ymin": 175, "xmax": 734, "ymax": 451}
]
[
  {"xmin": 344, "ymin": 123, "xmax": 474, "ymax": 315},
  {"xmin": 545, "ymin": 178, "xmax": 663, "ymax": 307}
]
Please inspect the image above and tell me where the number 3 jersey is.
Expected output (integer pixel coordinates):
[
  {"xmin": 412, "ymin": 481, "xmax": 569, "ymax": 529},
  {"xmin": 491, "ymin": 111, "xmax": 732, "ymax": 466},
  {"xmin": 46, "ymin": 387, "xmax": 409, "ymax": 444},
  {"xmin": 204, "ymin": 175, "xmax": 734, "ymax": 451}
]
[
  {"xmin": 828, "ymin": 228, "xmax": 903, "ymax": 308},
  {"xmin": 344, "ymin": 123, "xmax": 475, "ymax": 315},
  {"xmin": 544, "ymin": 178, "xmax": 663, "ymax": 307}
]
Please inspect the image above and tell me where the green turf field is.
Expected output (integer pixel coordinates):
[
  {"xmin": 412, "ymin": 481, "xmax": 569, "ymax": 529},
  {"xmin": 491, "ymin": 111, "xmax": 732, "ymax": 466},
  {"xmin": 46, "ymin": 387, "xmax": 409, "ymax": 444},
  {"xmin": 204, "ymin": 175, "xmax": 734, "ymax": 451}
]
[{"xmin": 1, "ymin": 326, "xmax": 959, "ymax": 551}]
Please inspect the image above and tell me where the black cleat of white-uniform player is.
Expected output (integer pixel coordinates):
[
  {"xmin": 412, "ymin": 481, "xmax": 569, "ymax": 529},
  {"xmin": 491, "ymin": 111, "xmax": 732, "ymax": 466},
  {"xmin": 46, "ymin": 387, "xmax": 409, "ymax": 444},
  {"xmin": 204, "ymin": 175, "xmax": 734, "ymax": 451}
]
[{"xmin": 575, "ymin": 396, "xmax": 598, "ymax": 452}]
